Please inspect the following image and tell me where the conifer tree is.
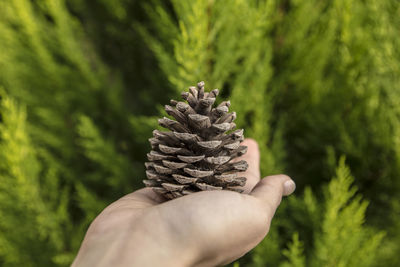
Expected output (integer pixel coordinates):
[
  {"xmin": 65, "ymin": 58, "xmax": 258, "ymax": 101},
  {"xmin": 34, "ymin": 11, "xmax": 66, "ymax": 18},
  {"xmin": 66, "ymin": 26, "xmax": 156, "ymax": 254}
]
[
  {"xmin": 141, "ymin": 0, "xmax": 399, "ymax": 266},
  {"xmin": 0, "ymin": 0, "xmax": 399, "ymax": 266},
  {"xmin": 0, "ymin": 92, "xmax": 72, "ymax": 265},
  {"xmin": 246, "ymin": 158, "xmax": 384, "ymax": 267}
]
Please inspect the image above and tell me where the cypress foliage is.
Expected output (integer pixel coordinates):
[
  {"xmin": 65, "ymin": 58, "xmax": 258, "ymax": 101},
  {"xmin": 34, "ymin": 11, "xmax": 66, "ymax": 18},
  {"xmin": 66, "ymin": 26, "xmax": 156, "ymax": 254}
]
[
  {"xmin": 0, "ymin": 1, "xmax": 157, "ymax": 265},
  {"xmin": 0, "ymin": 92, "xmax": 71, "ymax": 265},
  {"xmin": 246, "ymin": 158, "xmax": 384, "ymax": 267},
  {"xmin": 140, "ymin": 0, "xmax": 285, "ymax": 175},
  {"xmin": 0, "ymin": 0, "xmax": 399, "ymax": 266}
]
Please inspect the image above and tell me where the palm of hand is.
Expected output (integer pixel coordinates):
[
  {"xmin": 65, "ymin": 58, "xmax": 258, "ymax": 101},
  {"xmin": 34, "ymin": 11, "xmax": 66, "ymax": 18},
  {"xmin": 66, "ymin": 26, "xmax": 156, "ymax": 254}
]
[{"xmin": 73, "ymin": 140, "xmax": 295, "ymax": 267}]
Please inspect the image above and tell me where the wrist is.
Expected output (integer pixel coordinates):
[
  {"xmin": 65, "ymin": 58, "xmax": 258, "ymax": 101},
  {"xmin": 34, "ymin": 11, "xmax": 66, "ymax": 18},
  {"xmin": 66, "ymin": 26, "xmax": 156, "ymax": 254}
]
[{"xmin": 73, "ymin": 209, "xmax": 198, "ymax": 267}]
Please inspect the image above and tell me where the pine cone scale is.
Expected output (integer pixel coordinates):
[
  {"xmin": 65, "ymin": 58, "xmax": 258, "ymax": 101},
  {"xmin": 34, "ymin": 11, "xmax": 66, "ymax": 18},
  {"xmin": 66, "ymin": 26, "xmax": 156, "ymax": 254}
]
[{"xmin": 177, "ymin": 154, "xmax": 205, "ymax": 163}]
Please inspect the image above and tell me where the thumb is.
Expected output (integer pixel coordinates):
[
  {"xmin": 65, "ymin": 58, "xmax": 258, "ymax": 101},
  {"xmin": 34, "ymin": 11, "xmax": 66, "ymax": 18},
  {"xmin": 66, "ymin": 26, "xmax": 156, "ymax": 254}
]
[{"xmin": 250, "ymin": 174, "xmax": 295, "ymax": 213}]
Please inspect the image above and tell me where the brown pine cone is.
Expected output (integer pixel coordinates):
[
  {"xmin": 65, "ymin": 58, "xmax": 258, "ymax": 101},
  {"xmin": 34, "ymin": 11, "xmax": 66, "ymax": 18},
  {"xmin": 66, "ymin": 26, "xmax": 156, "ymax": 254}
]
[{"xmin": 143, "ymin": 81, "xmax": 248, "ymax": 200}]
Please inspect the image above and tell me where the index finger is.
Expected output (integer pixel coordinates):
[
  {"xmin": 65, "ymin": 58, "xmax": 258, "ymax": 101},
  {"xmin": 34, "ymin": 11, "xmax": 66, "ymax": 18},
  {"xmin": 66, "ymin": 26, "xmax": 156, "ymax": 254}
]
[{"xmin": 234, "ymin": 138, "xmax": 260, "ymax": 193}]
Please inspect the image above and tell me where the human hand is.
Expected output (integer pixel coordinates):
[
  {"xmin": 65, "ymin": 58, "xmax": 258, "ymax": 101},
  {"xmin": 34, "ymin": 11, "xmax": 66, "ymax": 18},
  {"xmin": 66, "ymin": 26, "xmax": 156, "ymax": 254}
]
[{"xmin": 72, "ymin": 139, "xmax": 295, "ymax": 267}]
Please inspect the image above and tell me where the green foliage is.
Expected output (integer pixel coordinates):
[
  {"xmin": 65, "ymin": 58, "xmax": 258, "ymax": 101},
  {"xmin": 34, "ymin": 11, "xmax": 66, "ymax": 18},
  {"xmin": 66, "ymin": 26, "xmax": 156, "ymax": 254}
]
[
  {"xmin": 0, "ymin": 1, "xmax": 157, "ymax": 265},
  {"xmin": 248, "ymin": 158, "xmax": 384, "ymax": 267},
  {"xmin": 281, "ymin": 233, "xmax": 305, "ymax": 267},
  {"xmin": 0, "ymin": 0, "xmax": 399, "ymax": 266},
  {"xmin": 76, "ymin": 115, "xmax": 137, "ymax": 191},
  {"xmin": 312, "ymin": 158, "xmax": 385, "ymax": 267},
  {"xmin": 274, "ymin": 0, "xmax": 400, "ymax": 204},
  {"xmin": 0, "ymin": 92, "xmax": 71, "ymax": 266},
  {"xmin": 141, "ymin": 0, "xmax": 284, "ymax": 174}
]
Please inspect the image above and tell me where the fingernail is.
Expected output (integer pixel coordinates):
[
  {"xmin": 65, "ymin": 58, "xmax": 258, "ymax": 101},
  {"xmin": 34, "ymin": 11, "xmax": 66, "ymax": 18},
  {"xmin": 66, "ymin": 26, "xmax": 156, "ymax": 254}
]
[{"xmin": 283, "ymin": 180, "xmax": 296, "ymax": 196}]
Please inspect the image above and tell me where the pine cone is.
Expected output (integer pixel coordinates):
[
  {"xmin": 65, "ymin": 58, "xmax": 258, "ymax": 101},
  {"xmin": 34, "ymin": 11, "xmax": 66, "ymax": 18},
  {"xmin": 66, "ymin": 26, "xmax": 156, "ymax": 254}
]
[{"xmin": 143, "ymin": 81, "xmax": 248, "ymax": 199}]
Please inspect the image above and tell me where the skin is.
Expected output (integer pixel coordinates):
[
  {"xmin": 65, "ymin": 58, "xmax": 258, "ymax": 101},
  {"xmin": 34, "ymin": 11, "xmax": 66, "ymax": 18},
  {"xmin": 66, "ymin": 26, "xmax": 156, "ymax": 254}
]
[{"xmin": 72, "ymin": 139, "xmax": 296, "ymax": 267}]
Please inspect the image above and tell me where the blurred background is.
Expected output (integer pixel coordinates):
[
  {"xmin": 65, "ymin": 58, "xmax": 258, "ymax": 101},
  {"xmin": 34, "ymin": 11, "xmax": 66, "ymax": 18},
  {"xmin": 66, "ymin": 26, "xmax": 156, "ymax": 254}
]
[{"xmin": 0, "ymin": 0, "xmax": 399, "ymax": 266}]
